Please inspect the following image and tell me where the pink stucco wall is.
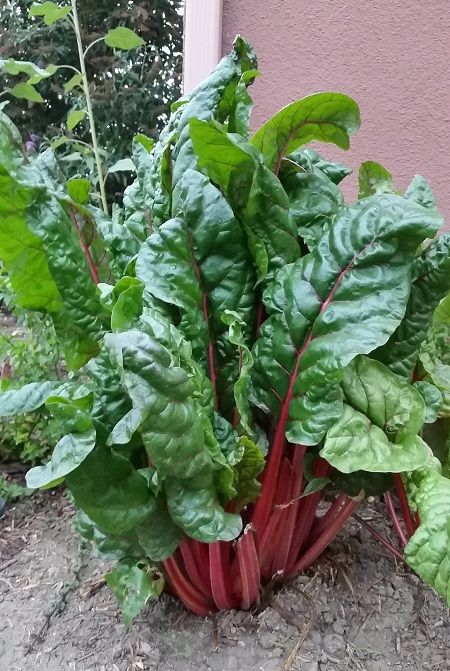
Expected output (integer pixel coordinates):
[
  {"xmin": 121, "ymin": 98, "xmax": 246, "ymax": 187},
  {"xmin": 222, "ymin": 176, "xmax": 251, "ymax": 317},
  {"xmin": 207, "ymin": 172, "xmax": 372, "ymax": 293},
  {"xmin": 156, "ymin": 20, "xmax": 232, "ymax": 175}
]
[{"xmin": 222, "ymin": 0, "xmax": 450, "ymax": 223}]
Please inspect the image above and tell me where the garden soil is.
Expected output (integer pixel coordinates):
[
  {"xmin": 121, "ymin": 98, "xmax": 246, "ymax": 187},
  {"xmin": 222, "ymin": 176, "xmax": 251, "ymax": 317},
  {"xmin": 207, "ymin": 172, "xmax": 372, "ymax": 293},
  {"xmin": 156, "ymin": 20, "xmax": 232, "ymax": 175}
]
[{"xmin": 1, "ymin": 491, "xmax": 449, "ymax": 671}]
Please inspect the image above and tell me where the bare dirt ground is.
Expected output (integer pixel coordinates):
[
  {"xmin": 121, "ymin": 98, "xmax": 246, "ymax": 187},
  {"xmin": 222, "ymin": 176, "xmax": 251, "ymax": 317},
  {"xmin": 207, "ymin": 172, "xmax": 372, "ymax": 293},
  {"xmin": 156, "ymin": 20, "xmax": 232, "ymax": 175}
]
[{"xmin": 1, "ymin": 491, "xmax": 449, "ymax": 671}]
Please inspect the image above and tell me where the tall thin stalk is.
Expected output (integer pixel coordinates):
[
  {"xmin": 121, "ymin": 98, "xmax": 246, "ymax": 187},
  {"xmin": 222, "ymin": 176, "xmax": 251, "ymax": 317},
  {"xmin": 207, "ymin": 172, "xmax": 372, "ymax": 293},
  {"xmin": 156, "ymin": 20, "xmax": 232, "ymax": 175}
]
[{"xmin": 70, "ymin": 0, "xmax": 108, "ymax": 214}]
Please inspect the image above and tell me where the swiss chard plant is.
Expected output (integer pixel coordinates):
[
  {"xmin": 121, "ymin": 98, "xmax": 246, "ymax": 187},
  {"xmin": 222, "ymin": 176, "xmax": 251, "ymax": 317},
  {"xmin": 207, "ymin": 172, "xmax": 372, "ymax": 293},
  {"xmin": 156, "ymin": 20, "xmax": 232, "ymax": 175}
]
[{"xmin": 2, "ymin": 37, "xmax": 450, "ymax": 620}]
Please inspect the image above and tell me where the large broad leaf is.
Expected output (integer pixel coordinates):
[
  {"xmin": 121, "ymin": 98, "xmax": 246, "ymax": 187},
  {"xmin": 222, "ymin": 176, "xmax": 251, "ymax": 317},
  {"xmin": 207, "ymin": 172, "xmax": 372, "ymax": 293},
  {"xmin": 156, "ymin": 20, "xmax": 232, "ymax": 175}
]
[
  {"xmin": 0, "ymin": 119, "xmax": 107, "ymax": 368},
  {"xmin": 374, "ymin": 232, "xmax": 450, "ymax": 379},
  {"xmin": 29, "ymin": 2, "xmax": 72, "ymax": 26},
  {"xmin": 106, "ymin": 562, "xmax": 163, "ymax": 625},
  {"xmin": 170, "ymin": 169, "xmax": 256, "ymax": 414},
  {"xmin": 127, "ymin": 37, "xmax": 257, "ymax": 229},
  {"xmin": 321, "ymin": 404, "xmax": 430, "ymax": 473},
  {"xmin": 189, "ymin": 120, "xmax": 300, "ymax": 281},
  {"xmin": 320, "ymin": 356, "xmax": 429, "ymax": 473},
  {"xmin": 105, "ymin": 329, "xmax": 215, "ymax": 478},
  {"xmin": 250, "ymin": 92, "xmax": 360, "ymax": 173},
  {"xmin": 405, "ymin": 471, "xmax": 450, "ymax": 604},
  {"xmin": 250, "ymin": 194, "xmax": 441, "ymax": 446},
  {"xmin": 104, "ymin": 27, "xmax": 144, "ymax": 51},
  {"xmin": 66, "ymin": 445, "xmax": 156, "ymax": 535}
]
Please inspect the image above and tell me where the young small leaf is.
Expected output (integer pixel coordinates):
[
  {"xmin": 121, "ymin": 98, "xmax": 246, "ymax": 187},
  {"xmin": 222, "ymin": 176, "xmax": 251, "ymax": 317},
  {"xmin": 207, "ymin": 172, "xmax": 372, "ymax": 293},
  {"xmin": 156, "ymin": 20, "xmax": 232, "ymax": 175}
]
[
  {"xmin": 108, "ymin": 158, "xmax": 135, "ymax": 173},
  {"xmin": 67, "ymin": 109, "xmax": 86, "ymax": 131},
  {"xmin": 106, "ymin": 562, "xmax": 164, "ymax": 624},
  {"xmin": 8, "ymin": 82, "xmax": 44, "ymax": 103},
  {"xmin": 66, "ymin": 178, "xmax": 90, "ymax": 204},
  {"xmin": 51, "ymin": 135, "xmax": 69, "ymax": 149},
  {"xmin": 64, "ymin": 73, "xmax": 83, "ymax": 93},
  {"xmin": 358, "ymin": 161, "xmax": 393, "ymax": 198},
  {"xmin": 104, "ymin": 27, "xmax": 145, "ymax": 50},
  {"xmin": 29, "ymin": 2, "xmax": 71, "ymax": 26}
]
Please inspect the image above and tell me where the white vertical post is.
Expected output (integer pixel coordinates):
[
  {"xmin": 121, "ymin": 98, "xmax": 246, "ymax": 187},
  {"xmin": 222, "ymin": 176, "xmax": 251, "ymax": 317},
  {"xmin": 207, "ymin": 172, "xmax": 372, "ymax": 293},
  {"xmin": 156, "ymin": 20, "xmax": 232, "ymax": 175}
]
[{"xmin": 183, "ymin": 0, "xmax": 223, "ymax": 94}]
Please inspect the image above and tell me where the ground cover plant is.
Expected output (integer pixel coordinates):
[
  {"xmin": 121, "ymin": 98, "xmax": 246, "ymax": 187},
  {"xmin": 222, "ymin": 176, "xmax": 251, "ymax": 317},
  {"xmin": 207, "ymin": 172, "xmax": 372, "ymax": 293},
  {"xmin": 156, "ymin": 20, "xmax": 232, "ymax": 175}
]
[{"xmin": 1, "ymin": 35, "xmax": 450, "ymax": 621}]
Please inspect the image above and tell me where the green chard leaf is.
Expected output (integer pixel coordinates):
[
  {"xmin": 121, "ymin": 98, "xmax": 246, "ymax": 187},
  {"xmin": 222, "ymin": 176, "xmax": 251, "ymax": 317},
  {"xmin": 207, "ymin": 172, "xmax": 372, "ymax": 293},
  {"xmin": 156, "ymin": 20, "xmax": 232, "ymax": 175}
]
[
  {"xmin": 250, "ymin": 92, "xmax": 360, "ymax": 174},
  {"xmin": 189, "ymin": 120, "xmax": 300, "ymax": 282},
  {"xmin": 27, "ymin": 397, "xmax": 96, "ymax": 489},
  {"xmin": 320, "ymin": 356, "xmax": 430, "ymax": 473},
  {"xmin": 250, "ymin": 194, "xmax": 441, "ymax": 446},
  {"xmin": 405, "ymin": 174, "xmax": 436, "ymax": 209},
  {"xmin": 374, "ymin": 232, "xmax": 450, "ymax": 379},
  {"xmin": 168, "ymin": 169, "xmax": 256, "ymax": 416},
  {"xmin": 405, "ymin": 471, "xmax": 450, "ymax": 604},
  {"xmin": 0, "ymin": 119, "xmax": 107, "ymax": 368}
]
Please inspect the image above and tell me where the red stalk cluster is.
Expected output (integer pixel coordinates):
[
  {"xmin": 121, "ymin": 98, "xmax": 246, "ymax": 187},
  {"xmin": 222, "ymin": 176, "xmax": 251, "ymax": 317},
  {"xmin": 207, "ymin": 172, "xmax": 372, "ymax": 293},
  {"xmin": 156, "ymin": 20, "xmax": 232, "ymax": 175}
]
[{"xmin": 163, "ymin": 447, "xmax": 360, "ymax": 615}]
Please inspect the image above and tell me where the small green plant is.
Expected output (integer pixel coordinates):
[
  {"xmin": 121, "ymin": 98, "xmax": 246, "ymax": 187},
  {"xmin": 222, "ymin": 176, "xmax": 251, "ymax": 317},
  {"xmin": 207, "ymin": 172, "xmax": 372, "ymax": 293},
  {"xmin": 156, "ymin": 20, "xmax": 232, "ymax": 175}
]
[{"xmin": 1, "ymin": 38, "xmax": 450, "ymax": 622}]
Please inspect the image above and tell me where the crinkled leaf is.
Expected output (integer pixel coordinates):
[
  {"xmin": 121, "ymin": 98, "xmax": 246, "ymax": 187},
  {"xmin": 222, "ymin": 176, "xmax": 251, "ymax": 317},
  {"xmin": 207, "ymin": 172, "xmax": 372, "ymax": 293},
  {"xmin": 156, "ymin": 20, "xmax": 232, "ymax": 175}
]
[
  {"xmin": 165, "ymin": 469, "xmax": 242, "ymax": 543},
  {"xmin": 106, "ymin": 562, "xmax": 163, "ymax": 625},
  {"xmin": 321, "ymin": 404, "xmax": 430, "ymax": 474},
  {"xmin": 405, "ymin": 174, "xmax": 436, "ymax": 209},
  {"xmin": 341, "ymin": 356, "xmax": 426, "ymax": 436},
  {"xmin": 232, "ymin": 436, "xmax": 265, "ymax": 509},
  {"xmin": 221, "ymin": 310, "xmax": 254, "ymax": 436},
  {"xmin": 105, "ymin": 330, "xmax": 214, "ymax": 479},
  {"xmin": 374, "ymin": 232, "xmax": 450, "ymax": 379},
  {"xmin": 405, "ymin": 472, "xmax": 450, "ymax": 604},
  {"xmin": 251, "ymin": 92, "xmax": 360, "ymax": 173},
  {"xmin": 27, "ymin": 407, "xmax": 95, "ymax": 488},
  {"xmin": 172, "ymin": 169, "xmax": 256, "ymax": 414},
  {"xmin": 280, "ymin": 161, "xmax": 344, "ymax": 249},
  {"xmin": 251, "ymin": 195, "xmax": 440, "ymax": 445},
  {"xmin": 414, "ymin": 381, "xmax": 443, "ymax": 423},
  {"xmin": 358, "ymin": 161, "xmax": 393, "ymax": 198},
  {"xmin": 292, "ymin": 148, "xmax": 352, "ymax": 185},
  {"xmin": 0, "ymin": 381, "xmax": 72, "ymax": 417}
]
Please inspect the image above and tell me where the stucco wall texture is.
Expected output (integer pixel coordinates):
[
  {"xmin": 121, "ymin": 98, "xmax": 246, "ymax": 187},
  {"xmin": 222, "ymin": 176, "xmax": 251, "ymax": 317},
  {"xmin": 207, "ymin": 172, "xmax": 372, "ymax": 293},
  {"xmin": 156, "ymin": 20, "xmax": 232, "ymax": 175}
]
[{"xmin": 222, "ymin": 0, "xmax": 450, "ymax": 223}]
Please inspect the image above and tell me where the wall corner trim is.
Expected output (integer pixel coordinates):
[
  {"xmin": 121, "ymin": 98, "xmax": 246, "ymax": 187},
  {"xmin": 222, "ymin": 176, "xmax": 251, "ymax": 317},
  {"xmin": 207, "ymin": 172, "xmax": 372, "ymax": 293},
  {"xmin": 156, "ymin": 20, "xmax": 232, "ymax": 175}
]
[{"xmin": 183, "ymin": 0, "xmax": 223, "ymax": 94}]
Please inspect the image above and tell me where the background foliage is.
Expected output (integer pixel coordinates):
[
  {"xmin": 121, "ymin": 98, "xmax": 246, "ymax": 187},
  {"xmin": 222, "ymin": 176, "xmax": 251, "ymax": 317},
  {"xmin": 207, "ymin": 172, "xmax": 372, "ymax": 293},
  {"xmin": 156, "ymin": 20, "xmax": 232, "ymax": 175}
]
[{"xmin": 0, "ymin": 0, "xmax": 183, "ymax": 165}]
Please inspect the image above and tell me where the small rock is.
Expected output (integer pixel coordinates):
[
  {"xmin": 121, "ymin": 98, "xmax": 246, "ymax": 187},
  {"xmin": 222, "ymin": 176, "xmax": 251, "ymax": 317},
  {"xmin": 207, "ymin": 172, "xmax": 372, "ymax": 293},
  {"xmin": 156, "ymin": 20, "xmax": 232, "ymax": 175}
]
[
  {"xmin": 333, "ymin": 619, "xmax": 345, "ymax": 635},
  {"xmin": 259, "ymin": 633, "xmax": 276, "ymax": 650},
  {"xmin": 322, "ymin": 633, "xmax": 344, "ymax": 655}
]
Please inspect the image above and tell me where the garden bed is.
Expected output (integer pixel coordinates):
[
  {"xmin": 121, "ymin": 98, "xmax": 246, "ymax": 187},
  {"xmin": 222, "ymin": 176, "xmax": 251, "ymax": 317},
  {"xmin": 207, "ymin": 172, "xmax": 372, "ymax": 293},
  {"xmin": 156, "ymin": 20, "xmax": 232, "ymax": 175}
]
[{"xmin": 1, "ymin": 492, "xmax": 449, "ymax": 671}]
